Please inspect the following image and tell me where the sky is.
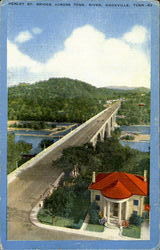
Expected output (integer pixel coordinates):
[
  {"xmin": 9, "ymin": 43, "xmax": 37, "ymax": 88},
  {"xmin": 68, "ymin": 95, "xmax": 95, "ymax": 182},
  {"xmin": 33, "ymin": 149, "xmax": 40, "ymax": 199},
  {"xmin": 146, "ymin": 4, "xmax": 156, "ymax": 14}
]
[{"xmin": 7, "ymin": 1, "xmax": 151, "ymax": 88}]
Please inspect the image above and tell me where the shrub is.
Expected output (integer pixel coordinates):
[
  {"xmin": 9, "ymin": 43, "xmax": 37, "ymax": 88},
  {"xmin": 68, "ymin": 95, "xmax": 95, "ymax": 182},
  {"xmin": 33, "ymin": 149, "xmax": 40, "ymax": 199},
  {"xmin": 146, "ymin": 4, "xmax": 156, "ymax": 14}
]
[
  {"xmin": 129, "ymin": 213, "xmax": 144, "ymax": 226},
  {"xmin": 89, "ymin": 201, "xmax": 100, "ymax": 224},
  {"xmin": 38, "ymin": 208, "xmax": 53, "ymax": 225},
  {"xmin": 72, "ymin": 219, "xmax": 83, "ymax": 229}
]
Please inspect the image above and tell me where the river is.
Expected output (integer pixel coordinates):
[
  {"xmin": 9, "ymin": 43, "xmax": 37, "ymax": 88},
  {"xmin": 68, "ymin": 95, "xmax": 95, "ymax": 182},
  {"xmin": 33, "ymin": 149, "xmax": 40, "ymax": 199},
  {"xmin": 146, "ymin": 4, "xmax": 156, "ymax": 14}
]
[
  {"xmin": 8, "ymin": 124, "xmax": 150, "ymax": 154},
  {"xmin": 120, "ymin": 125, "xmax": 150, "ymax": 152},
  {"xmin": 8, "ymin": 123, "xmax": 79, "ymax": 154}
]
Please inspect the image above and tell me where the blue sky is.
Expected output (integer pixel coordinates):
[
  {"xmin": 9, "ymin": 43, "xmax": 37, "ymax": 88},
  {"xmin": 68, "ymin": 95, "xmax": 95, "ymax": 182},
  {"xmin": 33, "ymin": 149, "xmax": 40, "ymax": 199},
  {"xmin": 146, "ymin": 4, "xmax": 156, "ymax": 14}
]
[{"xmin": 7, "ymin": 1, "xmax": 151, "ymax": 88}]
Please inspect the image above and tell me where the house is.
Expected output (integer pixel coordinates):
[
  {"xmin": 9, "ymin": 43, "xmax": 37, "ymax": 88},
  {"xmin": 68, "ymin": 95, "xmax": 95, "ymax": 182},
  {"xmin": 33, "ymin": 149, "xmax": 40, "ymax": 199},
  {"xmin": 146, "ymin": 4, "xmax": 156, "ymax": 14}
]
[{"xmin": 89, "ymin": 171, "xmax": 148, "ymax": 225}]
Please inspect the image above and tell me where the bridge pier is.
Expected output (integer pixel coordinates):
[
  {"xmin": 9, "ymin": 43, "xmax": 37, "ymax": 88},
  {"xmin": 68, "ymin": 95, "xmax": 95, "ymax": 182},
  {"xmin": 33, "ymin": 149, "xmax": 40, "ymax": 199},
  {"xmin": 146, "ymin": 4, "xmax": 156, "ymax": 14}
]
[
  {"xmin": 89, "ymin": 105, "xmax": 120, "ymax": 148},
  {"xmin": 100, "ymin": 128, "xmax": 105, "ymax": 142},
  {"xmin": 106, "ymin": 122, "xmax": 111, "ymax": 137},
  {"xmin": 84, "ymin": 102, "xmax": 121, "ymax": 148}
]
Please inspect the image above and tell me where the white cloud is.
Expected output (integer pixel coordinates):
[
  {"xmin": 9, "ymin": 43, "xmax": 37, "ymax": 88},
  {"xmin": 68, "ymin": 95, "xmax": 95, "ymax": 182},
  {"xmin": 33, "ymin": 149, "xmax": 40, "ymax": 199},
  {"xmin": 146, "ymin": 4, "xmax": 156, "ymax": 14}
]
[
  {"xmin": 14, "ymin": 28, "xmax": 42, "ymax": 44},
  {"xmin": 7, "ymin": 40, "xmax": 43, "ymax": 72},
  {"xmin": 123, "ymin": 25, "xmax": 148, "ymax": 44},
  {"xmin": 32, "ymin": 27, "xmax": 42, "ymax": 34},
  {"xmin": 15, "ymin": 31, "xmax": 33, "ymax": 43},
  {"xmin": 8, "ymin": 25, "xmax": 150, "ymax": 88}
]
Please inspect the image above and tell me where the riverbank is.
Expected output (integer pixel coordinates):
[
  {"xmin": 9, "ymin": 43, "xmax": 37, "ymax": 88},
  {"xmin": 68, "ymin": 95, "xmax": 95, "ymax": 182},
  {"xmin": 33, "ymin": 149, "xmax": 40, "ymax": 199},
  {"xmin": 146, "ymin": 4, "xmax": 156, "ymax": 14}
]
[
  {"xmin": 8, "ymin": 124, "xmax": 77, "ymax": 137},
  {"xmin": 120, "ymin": 133, "xmax": 150, "ymax": 142}
]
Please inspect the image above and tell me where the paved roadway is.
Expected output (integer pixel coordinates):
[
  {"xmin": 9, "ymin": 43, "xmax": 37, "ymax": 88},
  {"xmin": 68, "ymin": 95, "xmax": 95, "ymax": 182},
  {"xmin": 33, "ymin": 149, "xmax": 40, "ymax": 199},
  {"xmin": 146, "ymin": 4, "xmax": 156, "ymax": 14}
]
[{"xmin": 8, "ymin": 102, "xmax": 120, "ymax": 241}]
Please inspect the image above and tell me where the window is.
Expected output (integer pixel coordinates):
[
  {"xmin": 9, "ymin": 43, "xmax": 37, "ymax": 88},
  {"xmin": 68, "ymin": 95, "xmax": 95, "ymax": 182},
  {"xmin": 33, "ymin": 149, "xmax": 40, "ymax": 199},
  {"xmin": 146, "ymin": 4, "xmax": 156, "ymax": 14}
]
[
  {"xmin": 133, "ymin": 210, "xmax": 138, "ymax": 215},
  {"xmin": 95, "ymin": 195, "xmax": 100, "ymax": 201},
  {"xmin": 133, "ymin": 200, "xmax": 139, "ymax": 206}
]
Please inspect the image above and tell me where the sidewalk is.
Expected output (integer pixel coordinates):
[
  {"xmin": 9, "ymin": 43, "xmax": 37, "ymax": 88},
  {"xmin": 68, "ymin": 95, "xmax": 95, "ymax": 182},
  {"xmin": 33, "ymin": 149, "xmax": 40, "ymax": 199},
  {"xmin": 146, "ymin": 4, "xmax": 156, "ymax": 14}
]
[{"xmin": 141, "ymin": 220, "xmax": 150, "ymax": 240}]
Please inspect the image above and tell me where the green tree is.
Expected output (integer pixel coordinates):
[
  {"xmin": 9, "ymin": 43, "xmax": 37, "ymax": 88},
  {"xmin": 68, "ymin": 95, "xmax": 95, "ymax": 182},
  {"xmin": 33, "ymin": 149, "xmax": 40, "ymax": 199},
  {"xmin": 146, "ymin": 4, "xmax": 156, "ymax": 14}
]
[{"xmin": 7, "ymin": 134, "xmax": 32, "ymax": 174}]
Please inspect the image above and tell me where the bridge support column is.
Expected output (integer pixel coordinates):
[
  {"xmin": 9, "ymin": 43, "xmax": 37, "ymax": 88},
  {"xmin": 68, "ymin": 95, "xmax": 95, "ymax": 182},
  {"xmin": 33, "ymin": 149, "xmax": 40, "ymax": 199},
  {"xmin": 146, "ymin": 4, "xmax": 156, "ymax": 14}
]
[
  {"xmin": 100, "ymin": 128, "xmax": 105, "ymax": 142},
  {"xmin": 105, "ymin": 122, "xmax": 111, "ymax": 137},
  {"xmin": 112, "ymin": 115, "xmax": 115, "ymax": 131},
  {"xmin": 90, "ymin": 136, "xmax": 97, "ymax": 148},
  {"xmin": 112, "ymin": 116, "xmax": 115, "ymax": 131},
  {"xmin": 113, "ymin": 113, "xmax": 116, "ymax": 129}
]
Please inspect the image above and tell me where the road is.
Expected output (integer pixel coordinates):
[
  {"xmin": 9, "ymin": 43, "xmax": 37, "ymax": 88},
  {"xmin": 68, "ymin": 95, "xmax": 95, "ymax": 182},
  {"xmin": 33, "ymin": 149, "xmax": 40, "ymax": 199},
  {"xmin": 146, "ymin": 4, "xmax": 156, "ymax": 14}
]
[{"xmin": 8, "ymin": 102, "xmax": 120, "ymax": 241}]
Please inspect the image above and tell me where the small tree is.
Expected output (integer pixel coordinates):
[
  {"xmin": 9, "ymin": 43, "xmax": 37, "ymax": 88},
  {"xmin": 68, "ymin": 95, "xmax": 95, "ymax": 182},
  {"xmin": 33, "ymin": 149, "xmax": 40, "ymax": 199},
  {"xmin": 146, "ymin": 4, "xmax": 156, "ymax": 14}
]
[{"xmin": 129, "ymin": 213, "xmax": 144, "ymax": 226}]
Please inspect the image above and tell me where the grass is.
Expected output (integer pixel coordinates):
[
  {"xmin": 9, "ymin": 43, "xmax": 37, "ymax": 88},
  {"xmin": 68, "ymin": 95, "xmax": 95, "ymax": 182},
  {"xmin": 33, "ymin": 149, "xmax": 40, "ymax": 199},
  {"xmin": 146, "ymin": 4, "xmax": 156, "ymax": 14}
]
[
  {"xmin": 53, "ymin": 216, "xmax": 74, "ymax": 227},
  {"xmin": 37, "ymin": 192, "xmax": 90, "ymax": 229},
  {"xmin": 122, "ymin": 225, "xmax": 141, "ymax": 238},
  {"xmin": 86, "ymin": 223, "xmax": 104, "ymax": 232},
  {"xmin": 38, "ymin": 210, "xmax": 74, "ymax": 227}
]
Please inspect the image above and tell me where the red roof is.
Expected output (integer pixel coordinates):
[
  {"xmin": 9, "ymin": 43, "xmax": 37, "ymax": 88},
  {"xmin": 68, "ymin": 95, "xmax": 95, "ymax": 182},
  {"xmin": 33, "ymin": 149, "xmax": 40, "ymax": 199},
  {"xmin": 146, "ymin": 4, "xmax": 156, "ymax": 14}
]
[{"xmin": 89, "ymin": 172, "xmax": 148, "ymax": 199}]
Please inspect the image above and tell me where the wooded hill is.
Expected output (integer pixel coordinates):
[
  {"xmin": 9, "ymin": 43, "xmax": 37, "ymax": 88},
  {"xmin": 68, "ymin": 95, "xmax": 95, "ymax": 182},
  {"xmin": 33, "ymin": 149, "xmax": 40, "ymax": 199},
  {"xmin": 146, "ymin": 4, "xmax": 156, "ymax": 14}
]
[{"xmin": 8, "ymin": 78, "xmax": 150, "ymax": 124}]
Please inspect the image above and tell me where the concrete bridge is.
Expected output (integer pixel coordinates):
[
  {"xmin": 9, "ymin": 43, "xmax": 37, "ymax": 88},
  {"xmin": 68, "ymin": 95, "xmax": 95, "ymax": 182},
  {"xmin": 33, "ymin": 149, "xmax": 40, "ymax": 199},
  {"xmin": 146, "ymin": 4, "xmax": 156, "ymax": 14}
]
[
  {"xmin": 7, "ymin": 101, "xmax": 121, "ymax": 241},
  {"xmin": 89, "ymin": 103, "xmax": 119, "ymax": 147}
]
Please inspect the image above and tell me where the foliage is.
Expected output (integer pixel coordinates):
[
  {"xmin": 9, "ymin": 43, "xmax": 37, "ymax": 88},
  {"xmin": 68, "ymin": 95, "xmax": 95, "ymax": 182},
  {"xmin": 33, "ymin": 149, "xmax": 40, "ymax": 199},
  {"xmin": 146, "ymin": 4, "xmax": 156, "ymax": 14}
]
[
  {"xmin": 55, "ymin": 131, "xmax": 150, "ymax": 179},
  {"xmin": 8, "ymin": 77, "xmax": 150, "ymax": 124},
  {"xmin": 72, "ymin": 219, "xmax": 84, "ymax": 229},
  {"xmin": 9, "ymin": 121, "xmax": 56, "ymax": 130},
  {"xmin": 121, "ymin": 135, "xmax": 135, "ymax": 140},
  {"xmin": 7, "ymin": 134, "xmax": 32, "ymax": 174},
  {"xmin": 89, "ymin": 201, "xmax": 100, "ymax": 224},
  {"xmin": 129, "ymin": 213, "xmax": 144, "ymax": 226},
  {"xmin": 38, "ymin": 212, "xmax": 74, "ymax": 228},
  {"xmin": 52, "ymin": 216, "xmax": 74, "ymax": 228},
  {"xmin": 40, "ymin": 184, "xmax": 90, "ymax": 227},
  {"xmin": 117, "ymin": 91, "xmax": 150, "ymax": 125},
  {"xmin": 44, "ymin": 187, "xmax": 75, "ymax": 218},
  {"xmin": 37, "ymin": 208, "xmax": 53, "ymax": 225},
  {"xmin": 39, "ymin": 139, "xmax": 54, "ymax": 149},
  {"xmin": 122, "ymin": 225, "xmax": 141, "ymax": 238},
  {"xmin": 111, "ymin": 128, "xmax": 122, "ymax": 138}
]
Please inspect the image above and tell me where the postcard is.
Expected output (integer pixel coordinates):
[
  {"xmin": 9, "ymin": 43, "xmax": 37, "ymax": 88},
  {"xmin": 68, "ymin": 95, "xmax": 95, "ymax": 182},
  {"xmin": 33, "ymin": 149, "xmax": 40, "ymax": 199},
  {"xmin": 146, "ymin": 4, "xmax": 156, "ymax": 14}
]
[{"xmin": 0, "ymin": 0, "xmax": 159, "ymax": 249}]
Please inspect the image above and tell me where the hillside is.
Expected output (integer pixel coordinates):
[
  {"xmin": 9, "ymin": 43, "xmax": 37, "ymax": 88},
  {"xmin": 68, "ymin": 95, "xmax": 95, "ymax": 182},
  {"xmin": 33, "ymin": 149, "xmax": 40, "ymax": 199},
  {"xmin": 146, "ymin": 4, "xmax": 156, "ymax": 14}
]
[{"xmin": 8, "ymin": 78, "xmax": 150, "ymax": 123}]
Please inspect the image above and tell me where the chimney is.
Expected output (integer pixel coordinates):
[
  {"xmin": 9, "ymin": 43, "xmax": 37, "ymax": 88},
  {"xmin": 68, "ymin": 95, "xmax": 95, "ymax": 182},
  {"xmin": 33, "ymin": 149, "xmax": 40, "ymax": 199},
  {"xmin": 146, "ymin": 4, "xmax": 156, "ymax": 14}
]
[
  {"xmin": 92, "ymin": 172, "xmax": 96, "ymax": 183},
  {"xmin": 144, "ymin": 170, "xmax": 147, "ymax": 182}
]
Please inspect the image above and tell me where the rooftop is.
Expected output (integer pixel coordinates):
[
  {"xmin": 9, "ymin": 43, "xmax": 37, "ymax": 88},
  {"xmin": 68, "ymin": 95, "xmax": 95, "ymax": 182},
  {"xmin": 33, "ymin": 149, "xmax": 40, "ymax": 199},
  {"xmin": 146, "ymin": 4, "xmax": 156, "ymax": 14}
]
[{"xmin": 89, "ymin": 172, "xmax": 148, "ymax": 199}]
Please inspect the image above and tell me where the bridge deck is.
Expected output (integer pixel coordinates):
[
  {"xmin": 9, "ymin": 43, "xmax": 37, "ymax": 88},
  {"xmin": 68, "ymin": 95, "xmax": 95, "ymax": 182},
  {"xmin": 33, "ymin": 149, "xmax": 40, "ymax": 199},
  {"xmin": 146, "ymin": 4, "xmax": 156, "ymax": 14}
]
[{"xmin": 7, "ymin": 101, "xmax": 120, "ymax": 240}]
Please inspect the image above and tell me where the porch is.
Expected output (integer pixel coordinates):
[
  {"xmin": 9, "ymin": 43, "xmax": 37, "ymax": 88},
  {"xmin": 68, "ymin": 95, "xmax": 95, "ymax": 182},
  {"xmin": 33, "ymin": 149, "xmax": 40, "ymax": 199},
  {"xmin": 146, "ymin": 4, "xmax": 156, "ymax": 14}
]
[{"xmin": 103, "ymin": 197, "xmax": 129, "ymax": 226}]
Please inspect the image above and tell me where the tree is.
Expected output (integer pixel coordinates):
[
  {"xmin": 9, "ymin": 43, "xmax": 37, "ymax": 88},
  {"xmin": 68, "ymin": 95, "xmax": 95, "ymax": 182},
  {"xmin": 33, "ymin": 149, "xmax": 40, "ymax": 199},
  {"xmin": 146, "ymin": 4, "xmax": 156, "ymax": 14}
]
[
  {"xmin": 7, "ymin": 134, "xmax": 32, "ymax": 174},
  {"xmin": 44, "ymin": 187, "xmax": 75, "ymax": 217}
]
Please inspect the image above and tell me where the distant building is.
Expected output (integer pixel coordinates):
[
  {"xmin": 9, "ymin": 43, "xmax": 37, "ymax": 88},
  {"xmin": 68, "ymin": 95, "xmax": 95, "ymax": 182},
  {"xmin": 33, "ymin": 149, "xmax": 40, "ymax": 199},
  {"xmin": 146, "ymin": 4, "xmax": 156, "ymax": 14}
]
[
  {"xmin": 106, "ymin": 100, "xmax": 113, "ymax": 104},
  {"xmin": 89, "ymin": 171, "xmax": 148, "ymax": 225},
  {"xmin": 103, "ymin": 104, "xmax": 110, "ymax": 108}
]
